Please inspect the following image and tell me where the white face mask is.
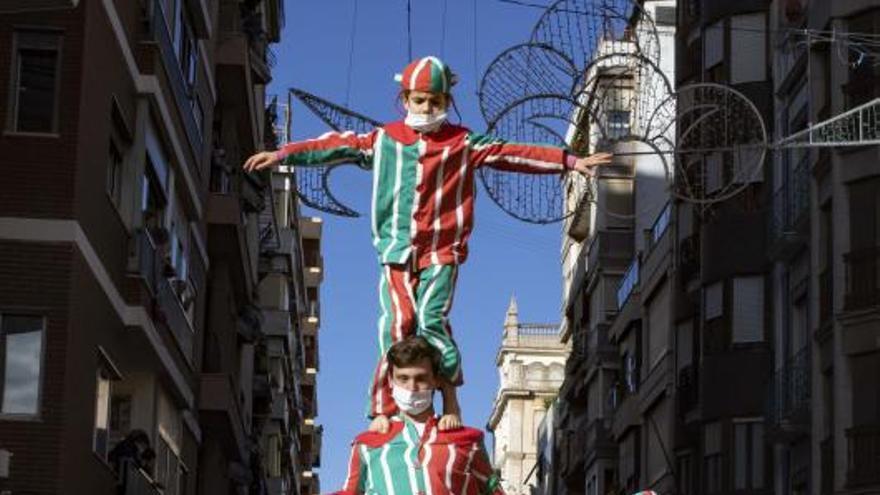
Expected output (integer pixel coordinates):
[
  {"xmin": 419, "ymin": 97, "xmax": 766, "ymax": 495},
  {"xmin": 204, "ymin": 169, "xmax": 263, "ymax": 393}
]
[
  {"xmin": 405, "ymin": 111, "xmax": 447, "ymax": 133},
  {"xmin": 392, "ymin": 383, "xmax": 434, "ymax": 415}
]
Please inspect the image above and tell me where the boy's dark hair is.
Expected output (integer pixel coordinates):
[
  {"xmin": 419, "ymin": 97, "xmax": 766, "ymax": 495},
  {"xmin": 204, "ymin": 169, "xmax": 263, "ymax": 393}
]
[{"xmin": 387, "ymin": 336, "xmax": 441, "ymax": 376}]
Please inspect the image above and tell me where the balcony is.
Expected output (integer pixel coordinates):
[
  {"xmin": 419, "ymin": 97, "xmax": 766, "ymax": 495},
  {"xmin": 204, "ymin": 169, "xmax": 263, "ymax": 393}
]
[
  {"xmin": 846, "ymin": 425, "xmax": 880, "ymax": 488},
  {"xmin": 585, "ymin": 419, "xmax": 616, "ymax": 462},
  {"xmin": 768, "ymin": 156, "xmax": 809, "ymax": 259},
  {"xmin": 617, "ymin": 257, "xmax": 640, "ymax": 309},
  {"xmin": 561, "ymin": 427, "xmax": 587, "ymax": 486},
  {"xmin": 300, "ymin": 216, "xmax": 323, "ymax": 240},
  {"xmin": 132, "ymin": 229, "xmax": 162, "ymax": 297},
  {"xmin": 263, "ymin": 309, "xmax": 291, "ymax": 338},
  {"xmin": 586, "ymin": 229, "xmax": 635, "ymax": 283},
  {"xmin": 844, "ymin": 247, "xmax": 880, "ymax": 310},
  {"xmin": 301, "ymin": 314, "xmax": 319, "ymax": 337},
  {"xmin": 146, "ymin": 0, "xmax": 204, "ymax": 161},
  {"xmin": 156, "ymin": 274, "xmax": 195, "ymax": 364},
  {"xmin": 119, "ymin": 459, "xmax": 162, "ymax": 495},
  {"xmin": 767, "ymin": 348, "xmax": 811, "ymax": 440},
  {"xmin": 199, "ymin": 373, "xmax": 248, "ymax": 462}
]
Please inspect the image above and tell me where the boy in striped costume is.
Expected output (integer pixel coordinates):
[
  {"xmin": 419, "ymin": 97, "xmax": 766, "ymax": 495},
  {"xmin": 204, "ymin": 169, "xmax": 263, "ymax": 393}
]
[
  {"xmin": 244, "ymin": 56, "xmax": 611, "ymax": 433},
  {"xmin": 331, "ymin": 336, "xmax": 504, "ymax": 495}
]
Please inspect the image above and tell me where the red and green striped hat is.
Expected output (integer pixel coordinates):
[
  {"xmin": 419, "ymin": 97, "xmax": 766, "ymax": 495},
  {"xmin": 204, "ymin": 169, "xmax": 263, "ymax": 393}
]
[{"xmin": 395, "ymin": 56, "xmax": 458, "ymax": 94}]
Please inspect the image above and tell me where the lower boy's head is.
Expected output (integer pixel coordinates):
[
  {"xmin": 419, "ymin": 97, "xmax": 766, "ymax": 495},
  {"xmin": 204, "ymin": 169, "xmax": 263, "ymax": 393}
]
[
  {"xmin": 387, "ymin": 336, "xmax": 441, "ymax": 393},
  {"xmin": 396, "ymin": 56, "xmax": 457, "ymax": 116}
]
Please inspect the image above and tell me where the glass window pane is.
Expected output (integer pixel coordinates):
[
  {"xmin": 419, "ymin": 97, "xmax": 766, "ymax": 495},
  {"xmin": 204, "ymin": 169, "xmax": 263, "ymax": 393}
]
[
  {"xmin": 16, "ymin": 48, "xmax": 57, "ymax": 132},
  {"xmin": 2, "ymin": 316, "xmax": 44, "ymax": 415},
  {"xmin": 94, "ymin": 371, "xmax": 111, "ymax": 457}
]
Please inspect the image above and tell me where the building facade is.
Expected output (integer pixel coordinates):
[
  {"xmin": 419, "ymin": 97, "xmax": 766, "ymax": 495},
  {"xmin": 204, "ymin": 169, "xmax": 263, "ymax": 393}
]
[
  {"xmin": 544, "ymin": 1, "xmax": 880, "ymax": 495},
  {"xmin": 488, "ymin": 298, "xmax": 568, "ymax": 495},
  {"xmin": 0, "ymin": 1, "xmax": 322, "ymax": 494}
]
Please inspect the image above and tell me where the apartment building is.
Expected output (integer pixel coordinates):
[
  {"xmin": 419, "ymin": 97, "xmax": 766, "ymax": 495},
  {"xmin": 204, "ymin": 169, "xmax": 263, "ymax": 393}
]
[{"xmin": 0, "ymin": 1, "xmax": 322, "ymax": 493}]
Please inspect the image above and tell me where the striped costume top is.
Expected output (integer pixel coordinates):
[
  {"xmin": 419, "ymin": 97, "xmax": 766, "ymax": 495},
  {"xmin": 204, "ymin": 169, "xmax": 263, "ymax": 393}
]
[
  {"xmin": 333, "ymin": 416, "xmax": 504, "ymax": 495},
  {"xmin": 276, "ymin": 121, "xmax": 570, "ymax": 268}
]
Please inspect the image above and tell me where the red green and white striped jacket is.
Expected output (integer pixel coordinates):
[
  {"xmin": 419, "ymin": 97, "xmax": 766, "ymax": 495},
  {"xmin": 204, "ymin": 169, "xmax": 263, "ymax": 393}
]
[
  {"xmin": 276, "ymin": 121, "xmax": 571, "ymax": 268},
  {"xmin": 332, "ymin": 416, "xmax": 504, "ymax": 495}
]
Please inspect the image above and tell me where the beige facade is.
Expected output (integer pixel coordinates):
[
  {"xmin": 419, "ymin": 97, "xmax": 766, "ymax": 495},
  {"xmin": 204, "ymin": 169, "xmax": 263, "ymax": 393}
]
[{"xmin": 488, "ymin": 298, "xmax": 569, "ymax": 495}]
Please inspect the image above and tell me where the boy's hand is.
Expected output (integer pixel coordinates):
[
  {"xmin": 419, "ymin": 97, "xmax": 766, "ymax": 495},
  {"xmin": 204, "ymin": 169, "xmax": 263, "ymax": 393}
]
[
  {"xmin": 572, "ymin": 152, "xmax": 613, "ymax": 177},
  {"xmin": 368, "ymin": 415, "xmax": 390, "ymax": 434},
  {"xmin": 438, "ymin": 413, "xmax": 462, "ymax": 431},
  {"xmin": 243, "ymin": 151, "xmax": 280, "ymax": 172}
]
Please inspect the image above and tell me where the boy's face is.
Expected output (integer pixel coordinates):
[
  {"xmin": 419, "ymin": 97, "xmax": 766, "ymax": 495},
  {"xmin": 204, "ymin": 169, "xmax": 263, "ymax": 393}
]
[
  {"xmin": 390, "ymin": 357, "xmax": 437, "ymax": 393},
  {"xmin": 403, "ymin": 90, "xmax": 449, "ymax": 116}
]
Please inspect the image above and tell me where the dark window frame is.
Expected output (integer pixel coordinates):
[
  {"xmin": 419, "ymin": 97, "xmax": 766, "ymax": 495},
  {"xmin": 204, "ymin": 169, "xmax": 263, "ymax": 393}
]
[{"xmin": 6, "ymin": 29, "xmax": 63, "ymax": 135}]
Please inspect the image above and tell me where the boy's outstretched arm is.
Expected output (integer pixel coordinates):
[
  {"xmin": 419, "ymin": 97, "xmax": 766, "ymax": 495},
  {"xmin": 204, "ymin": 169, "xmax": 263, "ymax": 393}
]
[
  {"xmin": 466, "ymin": 132, "xmax": 611, "ymax": 176},
  {"xmin": 243, "ymin": 129, "xmax": 378, "ymax": 172}
]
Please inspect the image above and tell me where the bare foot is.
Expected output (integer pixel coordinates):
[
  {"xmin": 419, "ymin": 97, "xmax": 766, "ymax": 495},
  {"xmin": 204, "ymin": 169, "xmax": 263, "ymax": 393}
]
[
  {"xmin": 438, "ymin": 413, "xmax": 462, "ymax": 431},
  {"xmin": 369, "ymin": 415, "xmax": 390, "ymax": 434}
]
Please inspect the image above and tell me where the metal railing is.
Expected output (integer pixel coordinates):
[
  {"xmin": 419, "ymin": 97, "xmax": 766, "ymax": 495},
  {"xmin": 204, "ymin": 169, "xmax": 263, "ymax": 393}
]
[
  {"xmin": 767, "ymin": 347, "xmax": 811, "ymax": 427},
  {"xmin": 617, "ymin": 257, "xmax": 640, "ymax": 309},
  {"xmin": 134, "ymin": 229, "xmax": 161, "ymax": 296},
  {"xmin": 844, "ymin": 247, "xmax": 880, "ymax": 310},
  {"xmin": 157, "ymin": 274, "xmax": 195, "ymax": 361},
  {"xmin": 120, "ymin": 459, "xmax": 162, "ymax": 495},
  {"xmin": 649, "ymin": 202, "xmax": 672, "ymax": 248}
]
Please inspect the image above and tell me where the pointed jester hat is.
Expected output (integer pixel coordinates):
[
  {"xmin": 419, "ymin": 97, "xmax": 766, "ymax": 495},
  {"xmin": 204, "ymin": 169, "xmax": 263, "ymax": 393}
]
[{"xmin": 395, "ymin": 56, "xmax": 458, "ymax": 94}]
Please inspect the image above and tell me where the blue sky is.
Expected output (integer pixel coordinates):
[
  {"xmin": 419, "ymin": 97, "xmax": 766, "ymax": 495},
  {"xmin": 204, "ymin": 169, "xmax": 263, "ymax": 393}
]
[{"xmin": 268, "ymin": 0, "xmax": 565, "ymax": 488}]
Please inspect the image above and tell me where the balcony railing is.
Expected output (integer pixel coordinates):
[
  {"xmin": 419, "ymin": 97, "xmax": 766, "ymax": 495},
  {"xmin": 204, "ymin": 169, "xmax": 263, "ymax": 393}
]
[
  {"xmin": 649, "ymin": 202, "xmax": 672, "ymax": 248},
  {"xmin": 844, "ymin": 247, "xmax": 880, "ymax": 310},
  {"xmin": 134, "ymin": 229, "xmax": 161, "ymax": 296},
  {"xmin": 157, "ymin": 274, "xmax": 195, "ymax": 362},
  {"xmin": 617, "ymin": 257, "xmax": 640, "ymax": 309},
  {"xmin": 767, "ymin": 347, "xmax": 811, "ymax": 429},
  {"xmin": 846, "ymin": 425, "xmax": 880, "ymax": 487},
  {"xmin": 148, "ymin": 0, "xmax": 203, "ymax": 161},
  {"xmin": 120, "ymin": 459, "xmax": 162, "ymax": 495}
]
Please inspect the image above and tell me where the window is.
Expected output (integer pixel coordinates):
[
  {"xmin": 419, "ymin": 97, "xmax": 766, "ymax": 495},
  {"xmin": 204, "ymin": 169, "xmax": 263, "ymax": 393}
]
[
  {"xmin": 607, "ymin": 110, "xmax": 630, "ymax": 140},
  {"xmin": 107, "ymin": 140, "xmax": 124, "ymax": 208},
  {"xmin": 704, "ymin": 422, "xmax": 723, "ymax": 493},
  {"xmin": 846, "ymin": 10, "xmax": 880, "ymax": 108},
  {"xmin": 624, "ymin": 352, "xmax": 638, "ymax": 393},
  {"xmin": 9, "ymin": 31, "xmax": 61, "ymax": 133},
  {"xmin": 176, "ymin": 9, "xmax": 198, "ymax": 89},
  {"xmin": 647, "ymin": 286, "xmax": 670, "ymax": 369},
  {"xmin": 107, "ymin": 101, "xmax": 132, "ymax": 212},
  {"xmin": 734, "ymin": 420, "xmax": 765, "ymax": 489},
  {"xmin": 732, "ymin": 276, "xmax": 764, "ymax": 343},
  {"xmin": 0, "ymin": 315, "xmax": 44, "ymax": 416},
  {"xmin": 730, "ymin": 14, "xmax": 767, "ymax": 84},
  {"xmin": 156, "ymin": 390, "xmax": 185, "ymax": 495},
  {"xmin": 94, "ymin": 351, "xmax": 121, "ymax": 460},
  {"xmin": 142, "ymin": 164, "xmax": 168, "ymax": 234},
  {"xmin": 705, "ymin": 281, "xmax": 723, "ymax": 320}
]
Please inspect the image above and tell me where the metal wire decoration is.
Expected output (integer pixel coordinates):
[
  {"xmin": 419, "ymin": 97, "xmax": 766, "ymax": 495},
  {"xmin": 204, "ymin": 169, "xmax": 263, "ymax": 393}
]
[
  {"xmin": 478, "ymin": 0, "xmax": 670, "ymax": 223},
  {"xmin": 649, "ymin": 82, "xmax": 768, "ymax": 205},
  {"xmin": 286, "ymin": 88, "xmax": 383, "ymax": 217}
]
